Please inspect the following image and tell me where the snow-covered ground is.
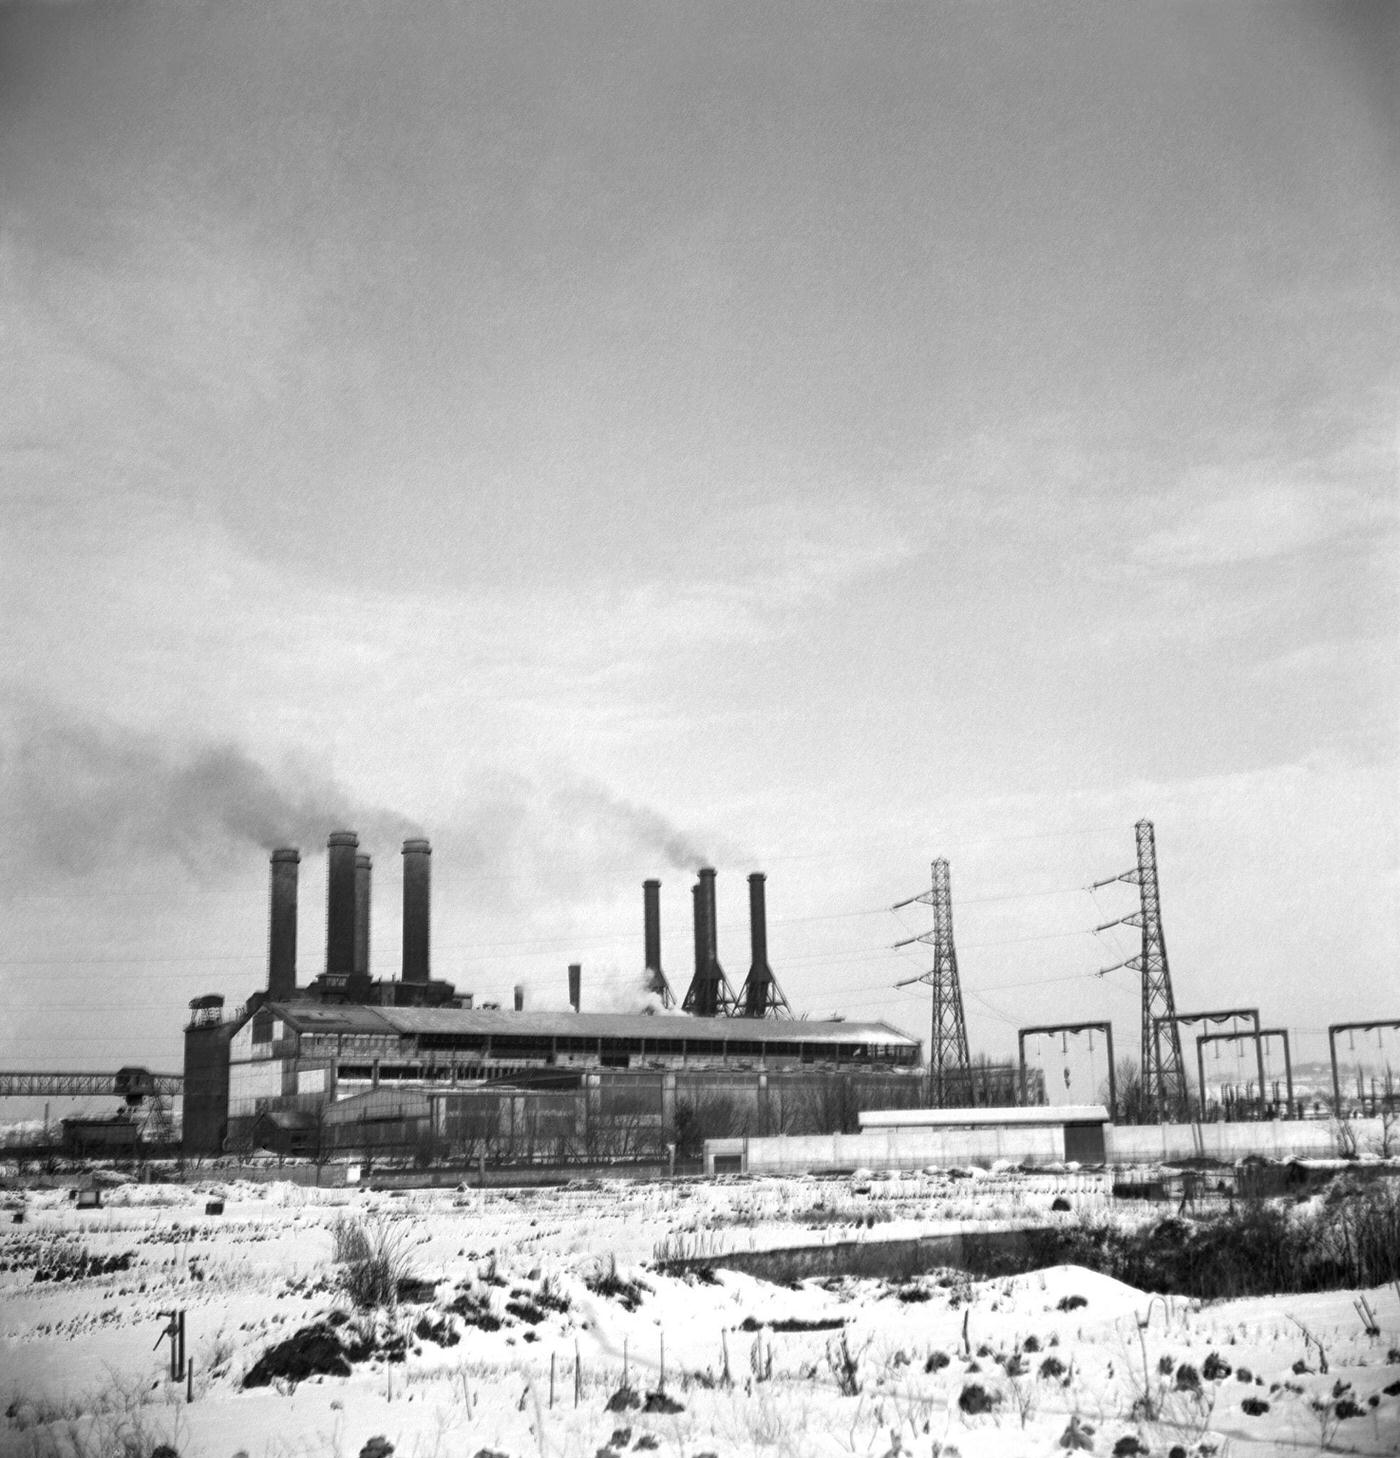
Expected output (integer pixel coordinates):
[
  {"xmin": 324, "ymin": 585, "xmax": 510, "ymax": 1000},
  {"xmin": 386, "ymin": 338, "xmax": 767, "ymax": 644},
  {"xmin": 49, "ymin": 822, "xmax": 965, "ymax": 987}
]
[{"xmin": 1, "ymin": 1171, "xmax": 1398, "ymax": 1458}]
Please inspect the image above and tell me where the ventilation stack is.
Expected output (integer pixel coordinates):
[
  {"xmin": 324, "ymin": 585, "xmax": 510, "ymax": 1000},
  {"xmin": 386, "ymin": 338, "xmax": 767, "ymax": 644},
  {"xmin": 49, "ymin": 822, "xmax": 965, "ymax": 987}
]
[
  {"xmin": 642, "ymin": 879, "xmax": 676, "ymax": 1007},
  {"xmin": 682, "ymin": 867, "xmax": 737, "ymax": 1016},
  {"xmin": 738, "ymin": 872, "xmax": 792, "ymax": 1017},
  {"xmin": 354, "ymin": 853, "xmax": 372, "ymax": 983},
  {"xmin": 401, "ymin": 838, "xmax": 431, "ymax": 984},
  {"xmin": 325, "ymin": 832, "xmax": 359, "ymax": 983},
  {"xmin": 267, "ymin": 848, "xmax": 300, "ymax": 1001},
  {"xmin": 568, "ymin": 963, "xmax": 581, "ymax": 1012},
  {"xmin": 513, "ymin": 984, "xmax": 525, "ymax": 1012}
]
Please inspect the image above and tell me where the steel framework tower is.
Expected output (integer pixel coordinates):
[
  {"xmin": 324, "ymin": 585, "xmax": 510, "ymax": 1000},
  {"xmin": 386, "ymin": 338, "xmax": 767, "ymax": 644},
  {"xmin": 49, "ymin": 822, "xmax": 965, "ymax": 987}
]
[
  {"xmin": 1092, "ymin": 819, "xmax": 1189, "ymax": 1120},
  {"xmin": 894, "ymin": 860, "xmax": 971, "ymax": 1107}
]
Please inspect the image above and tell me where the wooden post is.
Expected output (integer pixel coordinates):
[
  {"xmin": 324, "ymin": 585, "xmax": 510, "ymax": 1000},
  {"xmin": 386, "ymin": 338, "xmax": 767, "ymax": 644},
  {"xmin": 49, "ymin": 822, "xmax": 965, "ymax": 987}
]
[
  {"xmin": 574, "ymin": 1338, "xmax": 581, "ymax": 1407},
  {"xmin": 549, "ymin": 1352, "xmax": 556, "ymax": 1409}
]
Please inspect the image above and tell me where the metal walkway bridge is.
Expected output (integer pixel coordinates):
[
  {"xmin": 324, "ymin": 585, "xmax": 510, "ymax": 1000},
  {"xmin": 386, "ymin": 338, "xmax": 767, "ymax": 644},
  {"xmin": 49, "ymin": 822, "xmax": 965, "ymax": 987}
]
[{"xmin": 0, "ymin": 1068, "xmax": 183, "ymax": 1100}]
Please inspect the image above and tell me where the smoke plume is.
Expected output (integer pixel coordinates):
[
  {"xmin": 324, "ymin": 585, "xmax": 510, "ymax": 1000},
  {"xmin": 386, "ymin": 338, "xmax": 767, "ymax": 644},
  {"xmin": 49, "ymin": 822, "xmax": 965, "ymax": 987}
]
[
  {"xmin": 547, "ymin": 779, "xmax": 714, "ymax": 872},
  {"xmin": 0, "ymin": 701, "xmax": 423, "ymax": 885}
]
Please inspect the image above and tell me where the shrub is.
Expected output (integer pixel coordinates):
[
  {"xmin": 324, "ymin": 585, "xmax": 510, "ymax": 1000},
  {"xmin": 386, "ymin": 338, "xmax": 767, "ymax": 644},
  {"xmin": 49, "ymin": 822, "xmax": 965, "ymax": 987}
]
[
  {"xmin": 332, "ymin": 1217, "xmax": 411, "ymax": 1311},
  {"xmin": 957, "ymin": 1382, "xmax": 998, "ymax": 1415}
]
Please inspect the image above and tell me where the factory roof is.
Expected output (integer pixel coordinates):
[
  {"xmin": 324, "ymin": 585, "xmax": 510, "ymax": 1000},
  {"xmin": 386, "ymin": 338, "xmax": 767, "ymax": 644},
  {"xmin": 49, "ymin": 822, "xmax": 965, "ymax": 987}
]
[{"xmin": 265, "ymin": 1001, "xmax": 916, "ymax": 1048}]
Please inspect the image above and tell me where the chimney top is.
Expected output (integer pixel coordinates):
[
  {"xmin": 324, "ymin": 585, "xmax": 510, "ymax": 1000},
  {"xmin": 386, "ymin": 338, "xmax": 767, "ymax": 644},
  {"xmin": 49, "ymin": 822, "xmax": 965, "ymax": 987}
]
[
  {"xmin": 328, "ymin": 831, "xmax": 358, "ymax": 848},
  {"xmin": 272, "ymin": 847, "xmax": 300, "ymax": 863},
  {"xmin": 403, "ymin": 838, "xmax": 431, "ymax": 854}
]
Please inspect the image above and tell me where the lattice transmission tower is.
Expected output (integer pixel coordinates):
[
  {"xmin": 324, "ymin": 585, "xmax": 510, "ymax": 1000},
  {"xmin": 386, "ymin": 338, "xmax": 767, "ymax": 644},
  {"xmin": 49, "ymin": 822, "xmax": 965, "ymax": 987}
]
[
  {"xmin": 893, "ymin": 859, "xmax": 972, "ymax": 1107},
  {"xmin": 1091, "ymin": 819, "xmax": 1189, "ymax": 1120}
]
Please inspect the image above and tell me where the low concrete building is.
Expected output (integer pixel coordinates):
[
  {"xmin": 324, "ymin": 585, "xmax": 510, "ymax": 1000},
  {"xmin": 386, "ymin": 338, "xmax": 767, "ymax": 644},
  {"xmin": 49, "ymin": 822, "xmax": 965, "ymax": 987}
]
[{"xmin": 705, "ymin": 1104, "xmax": 1111, "ymax": 1174}]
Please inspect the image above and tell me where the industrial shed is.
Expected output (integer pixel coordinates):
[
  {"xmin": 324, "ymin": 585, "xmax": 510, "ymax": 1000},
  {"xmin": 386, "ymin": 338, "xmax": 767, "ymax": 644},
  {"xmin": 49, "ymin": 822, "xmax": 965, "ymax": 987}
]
[{"xmin": 215, "ymin": 1001, "xmax": 922, "ymax": 1159}]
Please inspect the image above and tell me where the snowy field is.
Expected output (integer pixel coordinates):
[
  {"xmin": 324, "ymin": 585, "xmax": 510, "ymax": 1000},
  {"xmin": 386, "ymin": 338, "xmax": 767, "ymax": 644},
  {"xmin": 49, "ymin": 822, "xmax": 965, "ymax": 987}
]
[{"xmin": 2, "ymin": 1170, "xmax": 1398, "ymax": 1458}]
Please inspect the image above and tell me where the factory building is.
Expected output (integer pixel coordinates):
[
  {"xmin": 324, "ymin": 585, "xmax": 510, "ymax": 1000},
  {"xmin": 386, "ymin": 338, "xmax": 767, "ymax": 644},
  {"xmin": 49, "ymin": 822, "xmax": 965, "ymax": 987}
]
[{"xmin": 184, "ymin": 833, "xmax": 923, "ymax": 1159}]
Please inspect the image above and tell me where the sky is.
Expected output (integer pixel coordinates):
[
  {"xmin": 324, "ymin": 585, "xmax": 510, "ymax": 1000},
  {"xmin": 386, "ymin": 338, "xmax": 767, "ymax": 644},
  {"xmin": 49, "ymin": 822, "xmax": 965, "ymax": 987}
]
[{"xmin": 1, "ymin": 0, "xmax": 1397, "ymax": 1112}]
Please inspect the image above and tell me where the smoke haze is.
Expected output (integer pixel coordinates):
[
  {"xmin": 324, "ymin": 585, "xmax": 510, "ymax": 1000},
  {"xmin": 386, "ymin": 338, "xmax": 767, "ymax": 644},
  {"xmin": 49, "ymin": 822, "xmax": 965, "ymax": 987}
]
[{"xmin": 0, "ymin": 700, "xmax": 424, "ymax": 885}]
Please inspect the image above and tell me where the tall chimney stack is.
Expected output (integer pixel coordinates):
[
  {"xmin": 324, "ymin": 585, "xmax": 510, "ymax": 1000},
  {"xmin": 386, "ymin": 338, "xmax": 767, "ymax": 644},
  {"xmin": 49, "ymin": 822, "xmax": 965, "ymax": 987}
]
[
  {"xmin": 642, "ymin": 879, "xmax": 674, "ymax": 1005},
  {"xmin": 683, "ymin": 867, "xmax": 732, "ymax": 1017},
  {"xmin": 644, "ymin": 879, "xmax": 663, "ymax": 980},
  {"xmin": 744, "ymin": 872, "xmax": 770, "ymax": 1017},
  {"xmin": 267, "ymin": 848, "xmax": 299, "ymax": 1000},
  {"xmin": 513, "ymin": 983, "xmax": 525, "ymax": 1012},
  {"xmin": 326, "ymin": 832, "xmax": 359, "ymax": 980},
  {"xmin": 568, "ymin": 963, "xmax": 581, "ymax": 1012},
  {"xmin": 700, "ymin": 866, "xmax": 719, "ymax": 975},
  {"xmin": 354, "ymin": 853, "xmax": 372, "ymax": 982},
  {"xmin": 401, "ymin": 838, "xmax": 431, "ymax": 984},
  {"xmin": 739, "ymin": 870, "xmax": 791, "ymax": 1018}
]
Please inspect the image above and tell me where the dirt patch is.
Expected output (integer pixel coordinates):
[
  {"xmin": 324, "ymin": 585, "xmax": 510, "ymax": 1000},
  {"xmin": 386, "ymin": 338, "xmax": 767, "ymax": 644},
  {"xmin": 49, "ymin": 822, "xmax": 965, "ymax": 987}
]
[{"xmin": 243, "ymin": 1321, "xmax": 370, "ymax": 1388}]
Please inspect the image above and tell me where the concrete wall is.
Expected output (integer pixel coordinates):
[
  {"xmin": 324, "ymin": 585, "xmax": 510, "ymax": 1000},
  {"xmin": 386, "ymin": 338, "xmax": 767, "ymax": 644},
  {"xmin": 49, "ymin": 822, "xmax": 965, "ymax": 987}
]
[
  {"xmin": 1105, "ymin": 1117, "xmax": 1386, "ymax": 1164},
  {"xmin": 706, "ymin": 1124, "xmax": 1065, "ymax": 1175},
  {"xmin": 707, "ymin": 1116, "xmax": 1391, "ymax": 1174}
]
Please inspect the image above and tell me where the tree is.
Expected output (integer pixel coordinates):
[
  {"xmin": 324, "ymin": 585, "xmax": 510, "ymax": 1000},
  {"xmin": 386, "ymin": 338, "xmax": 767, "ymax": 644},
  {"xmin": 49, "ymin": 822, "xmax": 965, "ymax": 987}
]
[{"xmin": 1100, "ymin": 1058, "xmax": 1151, "ymax": 1124}]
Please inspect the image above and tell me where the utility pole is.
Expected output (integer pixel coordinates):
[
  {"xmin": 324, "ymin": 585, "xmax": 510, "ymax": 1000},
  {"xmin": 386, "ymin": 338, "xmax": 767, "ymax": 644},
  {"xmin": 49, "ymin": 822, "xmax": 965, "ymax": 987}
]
[
  {"xmin": 1092, "ymin": 820, "xmax": 1189, "ymax": 1122},
  {"xmin": 893, "ymin": 860, "xmax": 972, "ymax": 1108}
]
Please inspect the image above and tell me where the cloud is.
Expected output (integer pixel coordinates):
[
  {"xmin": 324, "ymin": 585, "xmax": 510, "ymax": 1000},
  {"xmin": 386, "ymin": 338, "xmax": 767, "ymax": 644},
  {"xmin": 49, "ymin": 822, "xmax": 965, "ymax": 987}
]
[{"xmin": 1131, "ymin": 477, "xmax": 1391, "ymax": 570}]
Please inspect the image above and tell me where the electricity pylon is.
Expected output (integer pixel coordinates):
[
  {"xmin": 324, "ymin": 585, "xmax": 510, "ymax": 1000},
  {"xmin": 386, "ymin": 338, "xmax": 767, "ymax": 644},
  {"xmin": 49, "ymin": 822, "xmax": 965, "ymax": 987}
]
[
  {"xmin": 1092, "ymin": 819, "xmax": 1189, "ymax": 1121},
  {"xmin": 893, "ymin": 859, "xmax": 972, "ymax": 1107}
]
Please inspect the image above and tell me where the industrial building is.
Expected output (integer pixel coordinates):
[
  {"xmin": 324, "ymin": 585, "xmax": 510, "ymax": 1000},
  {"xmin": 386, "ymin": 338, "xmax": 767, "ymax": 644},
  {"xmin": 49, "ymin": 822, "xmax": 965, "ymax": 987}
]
[{"xmin": 183, "ymin": 832, "xmax": 924, "ymax": 1159}]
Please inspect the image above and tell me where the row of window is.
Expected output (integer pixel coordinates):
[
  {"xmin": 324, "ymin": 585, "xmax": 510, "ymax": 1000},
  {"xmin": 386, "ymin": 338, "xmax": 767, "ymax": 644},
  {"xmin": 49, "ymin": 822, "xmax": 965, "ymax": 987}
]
[{"xmin": 410, "ymin": 1032, "xmax": 916, "ymax": 1063}]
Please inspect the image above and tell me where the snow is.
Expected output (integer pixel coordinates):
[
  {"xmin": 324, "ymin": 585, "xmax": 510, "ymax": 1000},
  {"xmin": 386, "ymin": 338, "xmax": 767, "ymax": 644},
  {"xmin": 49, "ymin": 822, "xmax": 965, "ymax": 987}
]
[{"xmin": 1, "ymin": 1170, "xmax": 1397, "ymax": 1458}]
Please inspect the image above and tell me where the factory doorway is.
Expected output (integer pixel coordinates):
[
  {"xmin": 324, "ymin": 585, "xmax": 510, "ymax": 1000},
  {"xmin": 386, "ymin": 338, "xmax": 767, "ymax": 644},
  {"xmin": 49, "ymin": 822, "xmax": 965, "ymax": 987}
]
[{"xmin": 1063, "ymin": 1120, "xmax": 1106, "ymax": 1163}]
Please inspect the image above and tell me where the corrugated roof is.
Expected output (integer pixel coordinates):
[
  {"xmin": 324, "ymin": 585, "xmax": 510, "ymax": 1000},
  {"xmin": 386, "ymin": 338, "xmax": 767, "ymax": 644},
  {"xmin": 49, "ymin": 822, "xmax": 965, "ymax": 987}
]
[
  {"xmin": 261, "ymin": 1000, "xmax": 917, "ymax": 1048},
  {"xmin": 372, "ymin": 1006, "xmax": 916, "ymax": 1047},
  {"xmin": 266, "ymin": 1002, "xmax": 396, "ymax": 1034}
]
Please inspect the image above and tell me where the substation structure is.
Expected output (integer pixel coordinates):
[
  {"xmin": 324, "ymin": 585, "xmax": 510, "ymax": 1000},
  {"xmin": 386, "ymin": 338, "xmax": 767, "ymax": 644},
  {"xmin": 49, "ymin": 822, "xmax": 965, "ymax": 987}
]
[
  {"xmin": 1328, "ymin": 1021, "xmax": 1400, "ymax": 1113},
  {"xmin": 1195, "ymin": 1028, "xmax": 1295, "ymax": 1120},
  {"xmin": 183, "ymin": 834, "xmax": 927, "ymax": 1163},
  {"xmin": 1017, "ymin": 1023, "xmax": 1116, "ymax": 1116}
]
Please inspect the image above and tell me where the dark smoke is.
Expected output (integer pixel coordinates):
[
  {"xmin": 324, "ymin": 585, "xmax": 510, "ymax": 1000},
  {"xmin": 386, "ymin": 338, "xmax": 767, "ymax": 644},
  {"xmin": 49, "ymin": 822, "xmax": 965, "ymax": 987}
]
[
  {"xmin": 0, "ymin": 702, "xmax": 423, "ymax": 886},
  {"xmin": 548, "ymin": 780, "xmax": 714, "ymax": 872}
]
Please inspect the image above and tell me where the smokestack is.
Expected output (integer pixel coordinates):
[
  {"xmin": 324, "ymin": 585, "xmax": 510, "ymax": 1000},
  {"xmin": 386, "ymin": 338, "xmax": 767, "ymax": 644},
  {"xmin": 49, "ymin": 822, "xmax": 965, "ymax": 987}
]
[
  {"xmin": 683, "ymin": 867, "xmax": 729, "ymax": 1017},
  {"xmin": 642, "ymin": 879, "xmax": 675, "ymax": 1005},
  {"xmin": 739, "ymin": 870, "xmax": 791, "ymax": 1018},
  {"xmin": 568, "ymin": 963, "xmax": 581, "ymax": 1012},
  {"xmin": 744, "ymin": 872, "xmax": 769, "ymax": 1017},
  {"xmin": 326, "ymin": 831, "xmax": 358, "ymax": 980},
  {"xmin": 354, "ymin": 853, "xmax": 372, "ymax": 982},
  {"xmin": 700, "ymin": 866, "xmax": 719, "ymax": 974},
  {"xmin": 401, "ymin": 838, "xmax": 431, "ymax": 984},
  {"xmin": 644, "ymin": 879, "xmax": 662, "ymax": 980},
  {"xmin": 690, "ymin": 880, "xmax": 707, "ymax": 1013},
  {"xmin": 267, "ymin": 848, "xmax": 299, "ymax": 1000},
  {"xmin": 513, "ymin": 984, "xmax": 525, "ymax": 1012}
]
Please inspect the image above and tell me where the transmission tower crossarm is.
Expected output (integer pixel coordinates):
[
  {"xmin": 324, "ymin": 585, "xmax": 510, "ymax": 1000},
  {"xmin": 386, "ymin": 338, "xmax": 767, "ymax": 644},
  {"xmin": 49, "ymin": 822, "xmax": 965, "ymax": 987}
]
[{"xmin": 891, "ymin": 933, "xmax": 926, "ymax": 949}]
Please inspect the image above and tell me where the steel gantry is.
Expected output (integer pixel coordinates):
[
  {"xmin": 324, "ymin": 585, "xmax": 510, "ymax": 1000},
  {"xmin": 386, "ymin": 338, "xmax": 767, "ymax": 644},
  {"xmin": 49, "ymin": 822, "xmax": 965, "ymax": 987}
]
[
  {"xmin": 1327, "ymin": 1021, "xmax": 1400, "ymax": 1113},
  {"xmin": 1194, "ymin": 1029, "xmax": 1294, "ymax": 1119},
  {"xmin": 1017, "ymin": 1022, "xmax": 1116, "ymax": 1115},
  {"xmin": 1155, "ymin": 1009, "xmax": 1259, "ymax": 1118}
]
